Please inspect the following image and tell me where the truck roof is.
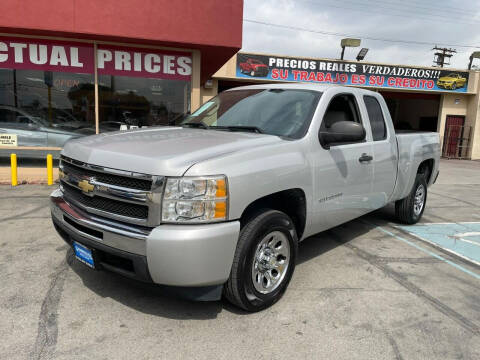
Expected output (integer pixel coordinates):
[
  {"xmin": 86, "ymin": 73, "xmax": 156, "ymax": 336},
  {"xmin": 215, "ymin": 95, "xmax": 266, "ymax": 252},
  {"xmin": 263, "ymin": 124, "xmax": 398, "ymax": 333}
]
[{"xmin": 226, "ymin": 83, "xmax": 378, "ymax": 95}]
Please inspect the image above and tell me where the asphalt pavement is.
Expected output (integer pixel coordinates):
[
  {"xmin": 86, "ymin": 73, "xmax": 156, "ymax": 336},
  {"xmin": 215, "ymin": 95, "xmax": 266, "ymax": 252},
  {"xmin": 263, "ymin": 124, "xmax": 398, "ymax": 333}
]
[{"xmin": 0, "ymin": 159, "xmax": 479, "ymax": 360}]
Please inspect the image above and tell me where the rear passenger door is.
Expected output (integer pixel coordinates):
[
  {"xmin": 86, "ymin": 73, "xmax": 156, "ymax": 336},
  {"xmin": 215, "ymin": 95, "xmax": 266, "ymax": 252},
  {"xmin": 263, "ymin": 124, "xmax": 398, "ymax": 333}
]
[{"xmin": 362, "ymin": 95, "xmax": 397, "ymax": 208}]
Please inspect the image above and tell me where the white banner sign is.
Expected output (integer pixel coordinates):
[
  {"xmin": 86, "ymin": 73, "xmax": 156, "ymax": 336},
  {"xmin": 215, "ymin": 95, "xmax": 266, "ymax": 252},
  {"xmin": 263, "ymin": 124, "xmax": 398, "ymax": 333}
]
[{"xmin": 0, "ymin": 134, "xmax": 18, "ymax": 146}]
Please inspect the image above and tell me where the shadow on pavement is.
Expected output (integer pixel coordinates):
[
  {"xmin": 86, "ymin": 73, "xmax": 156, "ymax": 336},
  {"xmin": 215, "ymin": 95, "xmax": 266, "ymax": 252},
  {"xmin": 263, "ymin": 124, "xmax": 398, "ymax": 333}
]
[
  {"xmin": 297, "ymin": 205, "xmax": 395, "ymax": 265},
  {"xmin": 66, "ymin": 248, "xmax": 226, "ymax": 320},
  {"xmin": 65, "ymin": 205, "xmax": 398, "ymax": 319}
]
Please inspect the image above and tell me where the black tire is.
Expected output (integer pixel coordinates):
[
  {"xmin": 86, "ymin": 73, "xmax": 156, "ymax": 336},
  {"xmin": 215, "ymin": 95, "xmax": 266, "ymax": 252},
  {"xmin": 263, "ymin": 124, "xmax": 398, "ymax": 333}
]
[
  {"xmin": 224, "ymin": 209, "xmax": 298, "ymax": 312},
  {"xmin": 395, "ymin": 173, "xmax": 428, "ymax": 224}
]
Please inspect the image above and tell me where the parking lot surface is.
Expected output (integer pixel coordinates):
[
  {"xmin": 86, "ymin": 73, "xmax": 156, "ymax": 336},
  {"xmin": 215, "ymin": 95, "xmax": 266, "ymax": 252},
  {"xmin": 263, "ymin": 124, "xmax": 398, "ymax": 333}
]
[{"xmin": 1, "ymin": 159, "xmax": 479, "ymax": 360}]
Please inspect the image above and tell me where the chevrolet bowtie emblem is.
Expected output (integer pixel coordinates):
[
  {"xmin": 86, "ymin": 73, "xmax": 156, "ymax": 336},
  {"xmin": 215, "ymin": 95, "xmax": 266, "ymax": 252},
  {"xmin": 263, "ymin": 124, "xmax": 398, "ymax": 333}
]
[{"xmin": 78, "ymin": 179, "xmax": 95, "ymax": 194}]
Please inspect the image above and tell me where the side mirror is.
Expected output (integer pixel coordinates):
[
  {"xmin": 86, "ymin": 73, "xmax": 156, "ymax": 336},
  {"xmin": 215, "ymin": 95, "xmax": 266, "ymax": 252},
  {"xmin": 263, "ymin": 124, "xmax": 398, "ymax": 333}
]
[{"xmin": 319, "ymin": 121, "xmax": 366, "ymax": 149}]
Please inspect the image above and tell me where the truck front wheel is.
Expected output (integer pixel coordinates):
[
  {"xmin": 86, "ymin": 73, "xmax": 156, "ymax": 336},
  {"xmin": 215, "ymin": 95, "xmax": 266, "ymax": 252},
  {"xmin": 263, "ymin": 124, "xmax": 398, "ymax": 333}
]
[
  {"xmin": 224, "ymin": 209, "xmax": 298, "ymax": 312},
  {"xmin": 395, "ymin": 173, "xmax": 428, "ymax": 224}
]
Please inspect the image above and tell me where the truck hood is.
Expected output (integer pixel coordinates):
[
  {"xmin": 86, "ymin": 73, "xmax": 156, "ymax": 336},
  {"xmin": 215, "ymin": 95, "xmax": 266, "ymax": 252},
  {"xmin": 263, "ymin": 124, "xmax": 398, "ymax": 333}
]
[{"xmin": 62, "ymin": 126, "xmax": 283, "ymax": 176}]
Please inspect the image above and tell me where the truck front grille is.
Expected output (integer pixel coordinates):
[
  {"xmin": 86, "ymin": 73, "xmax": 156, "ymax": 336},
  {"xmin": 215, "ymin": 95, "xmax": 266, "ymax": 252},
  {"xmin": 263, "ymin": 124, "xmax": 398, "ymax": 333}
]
[
  {"xmin": 61, "ymin": 161, "xmax": 152, "ymax": 191},
  {"xmin": 59, "ymin": 156, "xmax": 164, "ymax": 226},
  {"xmin": 62, "ymin": 182, "xmax": 149, "ymax": 220}
]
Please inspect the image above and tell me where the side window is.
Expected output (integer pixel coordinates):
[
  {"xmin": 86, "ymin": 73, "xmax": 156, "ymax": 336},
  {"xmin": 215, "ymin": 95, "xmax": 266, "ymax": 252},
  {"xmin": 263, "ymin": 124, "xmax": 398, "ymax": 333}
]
[
  {"xmin": 321, "ymin": 93, "xmax": 361, "ymax": 130},
  {"xmin": 364, "ymin": 95, "xmax": 387, "ymax": 141},
  {"xmin": 0, "ymin": 109, "xmax": 17, "ymax": 124},
  {"xmin": 0, "ymin": 109, "xmax": 8, "ymax": 123}
]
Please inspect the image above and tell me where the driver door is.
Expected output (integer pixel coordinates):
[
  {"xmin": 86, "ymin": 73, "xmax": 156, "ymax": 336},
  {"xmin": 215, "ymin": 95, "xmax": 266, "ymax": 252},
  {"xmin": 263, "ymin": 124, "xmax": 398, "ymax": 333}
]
[{"xmin": 309, "ymin": 90, "xmax": 374, "ymax": 234}]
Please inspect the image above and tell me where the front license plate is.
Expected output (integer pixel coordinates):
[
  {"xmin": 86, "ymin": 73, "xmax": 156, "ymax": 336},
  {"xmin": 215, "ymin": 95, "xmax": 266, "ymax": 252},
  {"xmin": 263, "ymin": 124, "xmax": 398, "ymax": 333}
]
[{"xmin": 73, "ymin": 242, "xmax": 95, "ymax": 269}]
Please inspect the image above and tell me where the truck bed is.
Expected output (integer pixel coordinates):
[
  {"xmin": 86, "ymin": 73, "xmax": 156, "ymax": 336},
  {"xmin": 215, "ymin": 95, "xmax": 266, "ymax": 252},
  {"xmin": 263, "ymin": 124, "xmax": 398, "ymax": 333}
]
[{"xmin": 390, "ymin": 131, "xmax": 441, "ymax": 202}]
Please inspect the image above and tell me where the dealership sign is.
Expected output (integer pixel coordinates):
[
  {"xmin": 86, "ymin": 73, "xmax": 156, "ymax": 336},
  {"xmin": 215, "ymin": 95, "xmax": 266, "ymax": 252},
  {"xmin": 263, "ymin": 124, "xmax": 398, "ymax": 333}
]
[
  {"xmin": 236, "ymin": 53, "xmax": 469, "ymax": 92},
  {"xmin": 0, "ymin": 36, "xmax": 192, "ymax": 80},
  {"xmin": 96, "ymin": 45, "xmax": 192, "ymax": 80},
  {"xmin": 0, "ymin": 37, "xmax": 94, "ymax": 73}
]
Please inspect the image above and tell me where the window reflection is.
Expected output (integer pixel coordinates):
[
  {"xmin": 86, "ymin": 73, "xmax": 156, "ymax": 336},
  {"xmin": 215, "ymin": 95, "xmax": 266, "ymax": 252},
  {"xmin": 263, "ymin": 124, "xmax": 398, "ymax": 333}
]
[
  {"xmin": 0, "ymin": 69, "xmax": 192, "ymax": 149},
  {"xmin": 98, "ymin": 75, "xmax": 190, "ymax": 132},
  {"xmin": 0, "ymin": 69, "xmax": 95, "ymax": 147}
]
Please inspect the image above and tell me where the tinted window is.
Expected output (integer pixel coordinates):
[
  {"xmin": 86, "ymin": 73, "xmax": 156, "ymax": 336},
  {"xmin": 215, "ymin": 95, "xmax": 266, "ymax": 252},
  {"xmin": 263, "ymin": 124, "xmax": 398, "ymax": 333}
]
[
  {"xmin": 0, "ymin": 108, "xmax": 16, "ymax": 123},
  {"xmin": 182, "ymin": 89, "xmax": 321, "ymax": 139},
  {"xmin": 321, "ymin": 94, "xmax": 361, "ymax": 130},
  {"xmin": 364, "ymin": 96, "xmax": 387, "ymax": 141}
]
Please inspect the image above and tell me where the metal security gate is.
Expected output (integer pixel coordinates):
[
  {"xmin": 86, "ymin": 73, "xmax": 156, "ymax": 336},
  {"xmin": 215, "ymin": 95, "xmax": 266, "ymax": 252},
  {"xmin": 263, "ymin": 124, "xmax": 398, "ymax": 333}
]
[{"xmin": 442, "ymin": 116, "xmax": 471, "ymax": 159}]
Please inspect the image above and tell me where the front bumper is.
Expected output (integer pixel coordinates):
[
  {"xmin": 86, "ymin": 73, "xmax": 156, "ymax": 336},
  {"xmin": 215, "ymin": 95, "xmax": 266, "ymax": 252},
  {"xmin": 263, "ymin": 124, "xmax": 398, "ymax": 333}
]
[
  {"xmin": 51, "ymin": 189, "xmax": 240, "ymax": 288},
  {"xmin": 437, "ymin": 82, "xmax": 454, "ymax": 89},
  {"xmin": 253, "ymin": 67, "xmax": 269, "ymax": 76}
]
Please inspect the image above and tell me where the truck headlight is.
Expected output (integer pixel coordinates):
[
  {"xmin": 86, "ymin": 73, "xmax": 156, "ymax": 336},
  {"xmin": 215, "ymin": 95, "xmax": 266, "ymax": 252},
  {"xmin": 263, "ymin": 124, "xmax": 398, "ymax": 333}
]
[{"xmin": 161, "ymin": 176, "xmax": 228, "ymax": 223}]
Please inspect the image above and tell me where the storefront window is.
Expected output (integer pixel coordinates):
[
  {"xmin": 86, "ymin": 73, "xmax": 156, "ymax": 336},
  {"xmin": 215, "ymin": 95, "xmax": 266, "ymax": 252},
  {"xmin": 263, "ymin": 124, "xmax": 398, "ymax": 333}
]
[
  {"xmin": 0, "ymin": 68, "xmax": 95, "ymax": 147},
  {"xmin": 98, "ymin": 75, "xmax": 190, "ymax": 131},
  {"xmin": 96, "ymin": 45, "xmax": 192, "ymax": 132},
  {"xmin": 0, "ymin": 36, "xmax": 193, "ymax": 153}
]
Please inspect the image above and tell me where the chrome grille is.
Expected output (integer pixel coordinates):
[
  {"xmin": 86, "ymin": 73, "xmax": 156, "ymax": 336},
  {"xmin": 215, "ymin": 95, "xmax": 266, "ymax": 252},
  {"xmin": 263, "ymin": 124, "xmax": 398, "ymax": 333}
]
[
  {"xmin": 62, "ymin": 182, "xmax": 148, "ymax": 219},
  {"xmin": 59, "ymin": 156, "xmax": 164, "ymax": 227},
  {"xmin": 61, "ymin": 161, "xmax": 152, "ymax": 191}
]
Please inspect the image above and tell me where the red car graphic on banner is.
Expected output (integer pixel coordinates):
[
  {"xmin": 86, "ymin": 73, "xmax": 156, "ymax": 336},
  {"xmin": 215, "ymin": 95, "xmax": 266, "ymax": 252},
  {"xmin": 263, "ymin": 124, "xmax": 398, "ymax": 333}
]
[{"xmin": 239, "ymin": 58, "xmax": 269, "ymax": 77}]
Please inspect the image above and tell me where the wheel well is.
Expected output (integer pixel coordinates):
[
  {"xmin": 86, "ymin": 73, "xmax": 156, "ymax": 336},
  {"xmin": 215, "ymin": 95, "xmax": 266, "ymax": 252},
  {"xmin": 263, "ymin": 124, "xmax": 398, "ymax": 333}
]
[
  {"xmin": 240, "ymin": 189, "xmax": 307, "ymax": 239},
  {"xmin": 417, "ymin": 159, "xmax": 434, "ymax": 183}
]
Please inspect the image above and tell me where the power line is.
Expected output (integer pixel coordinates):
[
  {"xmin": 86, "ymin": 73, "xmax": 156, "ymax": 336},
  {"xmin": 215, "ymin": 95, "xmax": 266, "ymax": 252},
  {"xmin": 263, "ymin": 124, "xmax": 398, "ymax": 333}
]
[
  {"xmin": 298, "ymin": 0, "xmax": 480, "ymax": 26},
  {"xmin": 432, "ymin": 46, "xmax": 457, "ymax": 67},
  {"xmin": 243, "ymin": 19, "xmax": 480, "ymax": 49},
  {"xmin": 366, "ymin": 0, "xmax": 479, "ymax": 14},
  {"xmin": 341, "ymin": 0, "xmax": 479, "ymax": 17}
]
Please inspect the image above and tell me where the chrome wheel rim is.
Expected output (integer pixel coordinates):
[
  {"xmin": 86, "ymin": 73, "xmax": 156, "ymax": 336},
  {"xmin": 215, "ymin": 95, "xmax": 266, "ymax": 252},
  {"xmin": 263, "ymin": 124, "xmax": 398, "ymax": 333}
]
[
  {"xmin": 251, "ymin": 231, "xmax": 290, "ymax": 294},
  {"xmin": 413, "ymin": 184, "xmax": 425, "ymax": 216}
]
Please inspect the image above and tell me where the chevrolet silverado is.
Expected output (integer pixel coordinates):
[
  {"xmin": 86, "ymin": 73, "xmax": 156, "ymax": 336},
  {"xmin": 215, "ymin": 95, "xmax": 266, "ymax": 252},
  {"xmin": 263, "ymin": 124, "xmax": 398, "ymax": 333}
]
[{"xmin": 51, "ymin": 84, "xmax": 440, "ymax": 311}]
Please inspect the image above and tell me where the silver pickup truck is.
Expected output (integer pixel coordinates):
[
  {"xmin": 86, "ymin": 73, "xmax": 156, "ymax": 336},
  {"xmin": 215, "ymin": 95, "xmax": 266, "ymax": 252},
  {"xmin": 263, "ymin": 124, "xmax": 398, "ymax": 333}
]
[{"xmin": 51, "ymin": 84, "xmax": 440, "ymax": 311}]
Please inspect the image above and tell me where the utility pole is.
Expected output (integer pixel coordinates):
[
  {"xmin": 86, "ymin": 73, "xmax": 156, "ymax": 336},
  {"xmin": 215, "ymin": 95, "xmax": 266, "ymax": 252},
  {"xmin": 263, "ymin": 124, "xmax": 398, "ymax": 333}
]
[{"xmin": 432, "ymin": 46, "xmax": 456, "ymax": 67}]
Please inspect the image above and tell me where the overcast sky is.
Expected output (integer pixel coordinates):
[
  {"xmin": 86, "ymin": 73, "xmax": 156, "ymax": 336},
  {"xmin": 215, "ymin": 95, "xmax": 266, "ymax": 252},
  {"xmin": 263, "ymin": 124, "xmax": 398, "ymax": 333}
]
[{"xmin": 242, "ymin": 0, "xmax": 480, "ymax": 69}]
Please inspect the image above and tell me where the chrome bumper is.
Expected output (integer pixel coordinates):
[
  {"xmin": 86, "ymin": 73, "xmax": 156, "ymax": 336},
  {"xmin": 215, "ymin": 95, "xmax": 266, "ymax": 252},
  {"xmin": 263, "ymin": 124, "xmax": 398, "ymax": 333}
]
[
  {"xmin": 51, "ymin": 188, "xmax": 241, "ymax": 287},
  {"xmin": 51, "ymin": 188, "xmax": 149, "ymax": 255}
]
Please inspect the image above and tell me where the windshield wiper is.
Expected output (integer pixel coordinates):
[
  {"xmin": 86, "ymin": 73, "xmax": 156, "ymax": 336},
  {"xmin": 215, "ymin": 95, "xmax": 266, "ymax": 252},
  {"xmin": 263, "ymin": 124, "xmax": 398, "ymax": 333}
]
[
  {"xmin": 210, "ymin": 125, "xmax": 264, "ymax": 134},
  {"xmin": 181, "ymin": 121, "xmax": 209, "ymax": 129}
]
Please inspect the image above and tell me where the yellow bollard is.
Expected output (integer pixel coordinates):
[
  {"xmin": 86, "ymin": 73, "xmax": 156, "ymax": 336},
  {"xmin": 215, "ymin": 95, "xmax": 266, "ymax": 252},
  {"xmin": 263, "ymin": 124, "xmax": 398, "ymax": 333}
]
[
  {"xmin": 10, "ymin": 153, "xmax": 17, "ymax": 186},
  {"xmin": 47, "ymin": 154, "xmax": 53, "ymax": 186}
]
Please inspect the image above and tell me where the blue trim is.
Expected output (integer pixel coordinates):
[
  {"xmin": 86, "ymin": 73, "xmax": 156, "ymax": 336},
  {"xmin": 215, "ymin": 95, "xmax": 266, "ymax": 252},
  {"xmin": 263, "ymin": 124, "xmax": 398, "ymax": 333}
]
[{"xmin": 371, "ymin": 223, "xmax": 480, "ymax": 280}]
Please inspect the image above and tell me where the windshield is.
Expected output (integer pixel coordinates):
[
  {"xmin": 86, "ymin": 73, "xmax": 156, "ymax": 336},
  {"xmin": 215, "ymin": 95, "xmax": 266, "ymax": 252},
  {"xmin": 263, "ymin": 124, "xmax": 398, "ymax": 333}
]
[{"xmin": 182, "ymin": 89, "xmax": 321, "ymax": 139}]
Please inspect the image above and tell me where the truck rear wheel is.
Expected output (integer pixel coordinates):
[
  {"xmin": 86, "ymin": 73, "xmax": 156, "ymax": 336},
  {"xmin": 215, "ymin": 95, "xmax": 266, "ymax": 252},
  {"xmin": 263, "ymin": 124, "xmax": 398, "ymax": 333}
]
[
  {"xmin": 224, "ymin": 209, "xmax": 298, "ymax": 312},
  {"xmin": 395, "ymin": 173, "xmax": 427, "ymax": 224}
]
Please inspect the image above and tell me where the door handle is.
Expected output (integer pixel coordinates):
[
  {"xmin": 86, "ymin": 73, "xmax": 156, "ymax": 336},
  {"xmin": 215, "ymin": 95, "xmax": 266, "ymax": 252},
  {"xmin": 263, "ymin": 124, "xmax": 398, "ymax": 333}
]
[{"xmin": 359, "ymin": 153, "xmax": 373, "ymax": 163}]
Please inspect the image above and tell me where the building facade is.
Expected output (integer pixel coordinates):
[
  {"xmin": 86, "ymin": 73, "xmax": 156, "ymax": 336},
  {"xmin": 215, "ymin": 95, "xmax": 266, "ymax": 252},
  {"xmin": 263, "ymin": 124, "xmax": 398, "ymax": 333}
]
[
  {"xmin": 213, "ymin": 52, "xmax": 480, "ymax": 160},
  {"xmin": 2, "ymin": 1, "xmax": 480, "ymax": 161},
  {"xmin": 0, "ymin": 0, "xmax": 242, "ymax": 157}
]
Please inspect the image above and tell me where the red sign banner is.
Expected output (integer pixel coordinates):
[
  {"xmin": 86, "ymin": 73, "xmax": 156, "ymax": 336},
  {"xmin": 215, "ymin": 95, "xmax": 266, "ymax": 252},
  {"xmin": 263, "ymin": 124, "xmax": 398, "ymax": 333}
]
[
  {"xmin": 96, "ymin": 45, "xmax": 192, "ymax": 80},
  {"xmin": 0, "ymin": 36, "xmax": 193, "ymax": 81},
  {"xmin": 0, "ymin": 36, "xmax": 94, "ymax": 73}
]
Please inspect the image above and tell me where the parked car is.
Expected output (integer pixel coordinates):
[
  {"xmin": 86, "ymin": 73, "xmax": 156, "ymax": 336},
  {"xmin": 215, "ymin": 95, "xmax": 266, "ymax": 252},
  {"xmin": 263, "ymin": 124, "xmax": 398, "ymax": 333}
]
[
  {"xmin": 437, "ymin": 73, "xmax": 467, "ymax": 90},
  {"xmin": 239, "ymin": 58, "xmax": 269, "ymax": 77},
  {"xmin": 51, "ymin": 84, "xmax": 440, "ymax": 312},
  {"xmin": 0, "ymin": 105, "xmax": 89, "ymax": 148}
]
